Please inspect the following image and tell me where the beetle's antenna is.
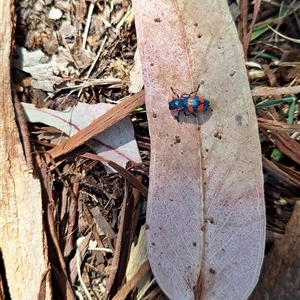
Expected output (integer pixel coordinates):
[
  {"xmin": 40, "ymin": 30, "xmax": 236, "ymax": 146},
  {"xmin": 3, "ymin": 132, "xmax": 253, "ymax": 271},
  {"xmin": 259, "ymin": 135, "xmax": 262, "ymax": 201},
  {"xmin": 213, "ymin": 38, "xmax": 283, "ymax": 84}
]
[
  {"xmin": 191, "ymin": 84, "xmax": 200, "ymax": 94},
  {"xmin": 171, "ymin": 87, "xmax": 180, "ymax": 98}
]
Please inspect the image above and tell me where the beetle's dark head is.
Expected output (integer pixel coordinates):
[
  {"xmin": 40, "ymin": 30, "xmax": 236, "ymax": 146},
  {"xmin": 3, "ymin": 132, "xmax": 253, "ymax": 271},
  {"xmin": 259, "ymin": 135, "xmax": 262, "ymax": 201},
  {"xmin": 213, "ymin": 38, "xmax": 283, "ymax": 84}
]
[{"xmin": 168, "ymin": 99, "xmax": 184, "ymax": 112}]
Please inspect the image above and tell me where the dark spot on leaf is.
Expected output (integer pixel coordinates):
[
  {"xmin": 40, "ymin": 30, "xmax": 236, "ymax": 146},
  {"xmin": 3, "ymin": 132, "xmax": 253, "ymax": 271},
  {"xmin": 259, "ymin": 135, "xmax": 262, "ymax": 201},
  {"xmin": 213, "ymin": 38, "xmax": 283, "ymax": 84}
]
[
  {"xmin": 174, "ymin": 135, "xmax": 181, "ymax": 144},
  {"xmin": 214, "ymin": 131, "xmax": 222, "ymax": 139},
  {"xmin": 154, "ymin": 18, "xmax": 161, "ymax": 22},
  {"xmin": 205, "ymin": 217, "xmax": 214, "ymax": 224},
  {"xmin": 209, "ymin": 268, "xmax": 216, "ymax": 274},
  {"xmin": 235, "ymin": 114, "xmax": 243, "ymax": 125},
  {"xmin": 145, "ymin": 223, "xmax": 149, "ymax": 230},
  {"xmin": 194, "ymin": 22, "xmax": 198, "ymax": 26},
  {"xmin": 198, "ymin": 34, "xmax": 202, "ymax": 38},
  {"xmin": 152, "ymin": 112, "xmax": 157, "ymax": 118},
  {"xmin": 193, "ymin": 242, "xmax": 197, "ymax": 247},
  {"xmin": 230, "ymin": 70, "xmax": 236, "ymax": 77}
]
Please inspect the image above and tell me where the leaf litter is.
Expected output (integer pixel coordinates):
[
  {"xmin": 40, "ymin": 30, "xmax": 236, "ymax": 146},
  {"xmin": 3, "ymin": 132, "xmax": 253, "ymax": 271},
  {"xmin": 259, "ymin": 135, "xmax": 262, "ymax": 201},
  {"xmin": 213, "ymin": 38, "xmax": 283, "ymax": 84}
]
[{"xmin": 10, "ymin": 0, "xmax": 300, "ymax": 299}]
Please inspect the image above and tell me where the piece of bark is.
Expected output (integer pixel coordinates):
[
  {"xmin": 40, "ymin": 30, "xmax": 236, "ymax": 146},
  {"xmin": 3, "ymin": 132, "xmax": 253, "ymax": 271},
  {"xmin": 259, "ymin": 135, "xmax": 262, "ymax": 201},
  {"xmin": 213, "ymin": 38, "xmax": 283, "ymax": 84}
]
[
  {"xmin": 250, "ymin": 201, "xmax": 300, "ymax": 300},
  {"xmin": 0, "ymin": 2, "xmax": 51, "ymax": 299},
  {"xmin": 112, "ymin": 260, "xmax": 150, "ymax": 300},
  {"xmin": 269, "ymin": 130, "xmax": 300, "ymax": 165}
]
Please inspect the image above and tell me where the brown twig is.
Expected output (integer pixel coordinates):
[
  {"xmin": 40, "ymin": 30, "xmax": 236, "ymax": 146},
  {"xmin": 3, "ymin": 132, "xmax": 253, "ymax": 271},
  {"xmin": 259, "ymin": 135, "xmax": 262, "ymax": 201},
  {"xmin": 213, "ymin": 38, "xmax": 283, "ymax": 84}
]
[
  {"xmin": 108, "ymin": 161, "xmax": 148, "ymax": 198},
  {"xmin": 262, "ymin": 156, "xmax": 300, "ymax": 189},
  {"xmin": 252, "ymin": 85, "xmax": 300, "ymax": 97},
  {"xmin": 63, "ymin": 175, "xmax": 80, "ymax": 257},
  {"xmin": 82, "ymin": 204, "xmax": 106, "ymax": 259},
  {"xmin": 244, "ymin": 0, "xmax": 261, "ymax": 58},
  {"xmin": 269, "ymin": 131, "xmax": 300, "ymax": 165},
  {"xmin": 238, "ymin": 0, "xmax": 248, "ymax": 48},
  {"xmin": 262, "ymin": 64, "xmax": 280, "ymax": 87},
  {"xmin": 12, "ymin": 89, "xmax": 34, "ymax": 172},
  {"xmin": 258, "ymin": 118, "xmax": 300, "ymax": 132},
  {"xmin": 243, "ymin": 0, "xmax": 262, "ymax": 56},
  {"xmin": 103, "ymin": 183, "xmax": 129, "ymax": 300},
  {"xmin": 34, "ymin": 154, "xmax": 75, "ymax": 300},
  {"xmin": 88, "ymin": 206, "xmax": 116, "ymax": 249},
  {"xmin": 112, "ymin": 260, "xmax": 150, "ymax": 300}
]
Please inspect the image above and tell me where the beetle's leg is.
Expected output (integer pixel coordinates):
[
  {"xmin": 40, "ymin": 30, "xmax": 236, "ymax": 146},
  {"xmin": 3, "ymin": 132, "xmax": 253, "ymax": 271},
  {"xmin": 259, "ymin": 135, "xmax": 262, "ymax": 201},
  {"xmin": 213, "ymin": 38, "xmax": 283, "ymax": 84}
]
[
  {"xmin": 171, "ymin": 87, "xmax": 180, "ymax": 98},
  {"xmin": 184, "ymin": 111, "xmax": 196, "ymax": 118},
  {"xmin": 174, "ymin": 110, "xmax": 181, "ymax": 122}
]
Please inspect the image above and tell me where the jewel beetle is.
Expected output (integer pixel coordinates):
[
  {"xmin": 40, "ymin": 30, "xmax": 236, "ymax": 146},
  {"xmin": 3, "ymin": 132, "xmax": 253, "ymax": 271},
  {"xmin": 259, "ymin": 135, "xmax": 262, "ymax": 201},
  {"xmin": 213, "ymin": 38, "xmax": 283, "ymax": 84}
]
[{"xmin": 169, "ymin": 85, "xmax": 210, "ymax": 121}]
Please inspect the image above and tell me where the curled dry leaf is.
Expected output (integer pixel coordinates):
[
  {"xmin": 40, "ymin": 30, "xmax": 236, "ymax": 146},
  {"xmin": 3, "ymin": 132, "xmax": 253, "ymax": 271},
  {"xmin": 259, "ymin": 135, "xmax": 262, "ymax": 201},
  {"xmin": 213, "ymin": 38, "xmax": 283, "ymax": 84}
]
[
  {"xmin": 21, "ymin": 102, "xmax": 141, "ymax": 173},
  {"xmin": 132, "ymin": 0, "xmax": 265, "ymax": 299}
]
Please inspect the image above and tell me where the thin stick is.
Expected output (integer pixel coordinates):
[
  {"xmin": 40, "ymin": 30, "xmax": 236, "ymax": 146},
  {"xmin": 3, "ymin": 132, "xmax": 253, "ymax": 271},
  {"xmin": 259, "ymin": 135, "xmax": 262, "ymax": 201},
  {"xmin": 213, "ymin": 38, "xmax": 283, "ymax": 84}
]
[
  {"xmin": 12, "ymin": 89, "xmax": 34, "ymax": 172},
  {"xmin": 252, "ymin": 85, "xmax": 300, "ymax": 97}
]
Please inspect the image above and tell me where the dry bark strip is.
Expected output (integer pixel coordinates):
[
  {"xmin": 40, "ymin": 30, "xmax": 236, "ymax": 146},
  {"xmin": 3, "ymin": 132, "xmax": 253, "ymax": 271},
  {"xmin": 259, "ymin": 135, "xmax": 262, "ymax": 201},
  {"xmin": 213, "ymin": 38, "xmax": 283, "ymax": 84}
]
[
  {"xmin": 0, "ymin": 2, "xmax": 52, "ymax": 299},
  {"xmin": 252, "ymin": 85, "xmax": 300, "ymax": 96},
  {"xmin": 258, "ymin": 118, "xmax": 300, "ymax": 132},
  {"xmin": 262, "ymin": 156, "xmax": 300, "ymax": 189},
  {"xmin": 269, "ymin": 130, "xmax": 300, "ymax": 165},
  {"xmin": 112, "ymin": 260, "xmax": 150, "ymax": 300}
]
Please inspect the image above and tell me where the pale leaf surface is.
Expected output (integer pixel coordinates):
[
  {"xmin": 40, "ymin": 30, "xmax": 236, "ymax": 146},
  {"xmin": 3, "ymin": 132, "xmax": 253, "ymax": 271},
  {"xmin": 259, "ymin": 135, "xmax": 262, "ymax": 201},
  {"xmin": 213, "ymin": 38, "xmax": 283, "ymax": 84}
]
[{"xmin": 132, "ymin": 0, "xmax": 265, "ymax": 299}]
